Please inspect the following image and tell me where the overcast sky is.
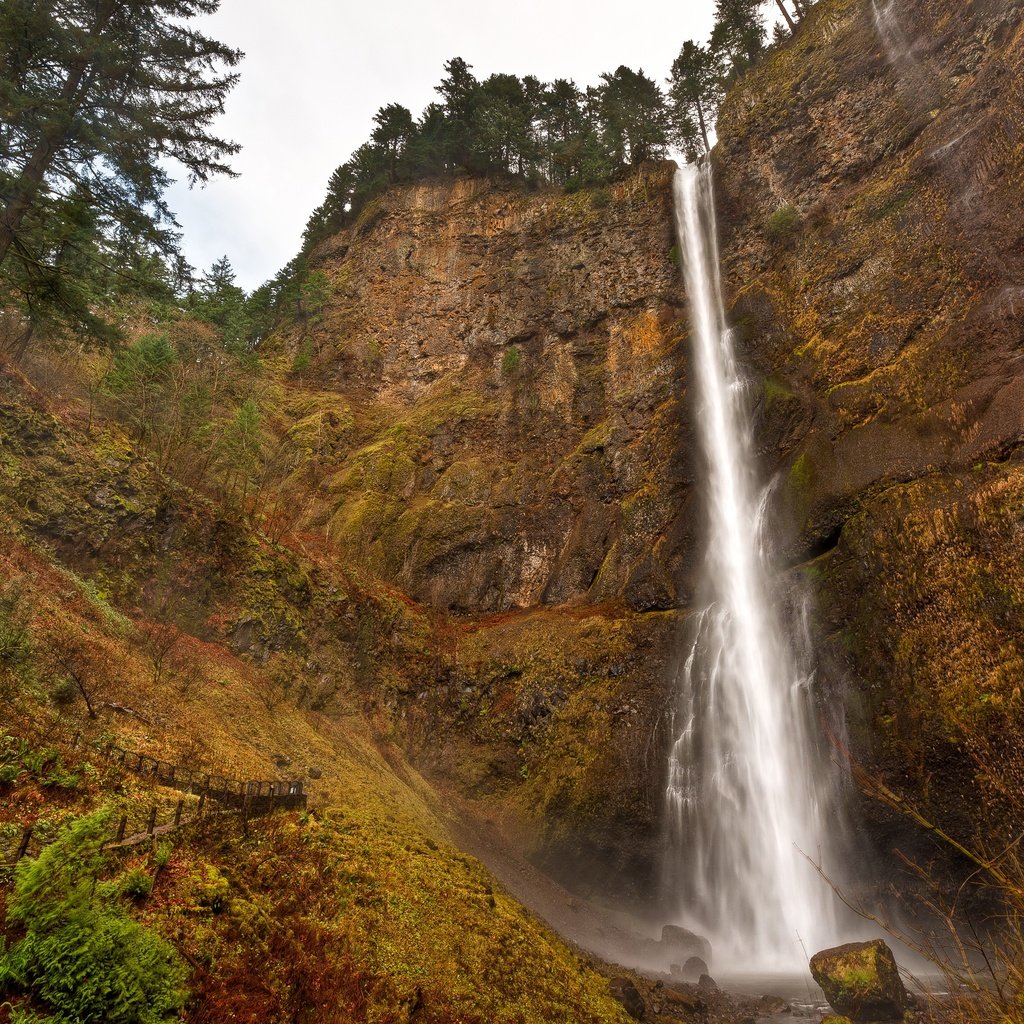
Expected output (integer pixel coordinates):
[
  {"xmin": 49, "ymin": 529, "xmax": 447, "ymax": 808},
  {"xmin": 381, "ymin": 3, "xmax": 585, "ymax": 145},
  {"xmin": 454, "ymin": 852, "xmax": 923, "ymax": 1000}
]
[{"xmin": 164, "ymin": 1, "xmax": 721, "ymax": 291}]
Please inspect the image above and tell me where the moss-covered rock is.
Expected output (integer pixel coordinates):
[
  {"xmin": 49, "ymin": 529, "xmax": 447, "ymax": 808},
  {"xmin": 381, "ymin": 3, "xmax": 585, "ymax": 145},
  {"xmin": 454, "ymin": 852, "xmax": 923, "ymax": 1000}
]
[
  {"xmin": 715, "ymin": 0, "xmax": 1024, "ymax": 863},
  {"xmin": 810, "ymin": 940, "xmax": 908, "ymax": 1021}
]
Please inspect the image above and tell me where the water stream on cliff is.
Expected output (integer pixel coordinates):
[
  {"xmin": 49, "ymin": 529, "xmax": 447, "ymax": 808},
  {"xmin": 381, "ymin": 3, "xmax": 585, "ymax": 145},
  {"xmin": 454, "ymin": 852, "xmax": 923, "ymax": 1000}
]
[
  {"xmin": 664, "ymin": 163, "xmax": 842, "ymax": 970},
  {"xmin": 871, "ymin": 0, "xmax": 916, "ymax": 66}
]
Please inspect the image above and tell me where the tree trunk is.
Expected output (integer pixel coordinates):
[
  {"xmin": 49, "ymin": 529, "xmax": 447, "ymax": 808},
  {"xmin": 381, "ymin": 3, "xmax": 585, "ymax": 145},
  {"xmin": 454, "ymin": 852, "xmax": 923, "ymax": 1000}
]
[
  {"xmin": 774, "ymin": 0, "xmax": 798, "ymax": 33},
  {"xmin": 0, "ymin": 135, "xmax": 62, "ymax": 267},
  {"xmin": 0, "ymin": 1, "xmax": 118, "ymax": 266},
  {"xmin": 696, "ymin": 98, "xmax": 711, "ymax": 156}
]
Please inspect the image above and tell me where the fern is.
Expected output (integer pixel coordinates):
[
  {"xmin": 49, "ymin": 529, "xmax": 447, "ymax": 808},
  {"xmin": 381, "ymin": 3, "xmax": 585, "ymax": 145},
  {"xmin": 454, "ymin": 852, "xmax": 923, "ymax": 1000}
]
[{"xmin": 0, "ymin": 811, "xmax": 188, "ymax": 1023}]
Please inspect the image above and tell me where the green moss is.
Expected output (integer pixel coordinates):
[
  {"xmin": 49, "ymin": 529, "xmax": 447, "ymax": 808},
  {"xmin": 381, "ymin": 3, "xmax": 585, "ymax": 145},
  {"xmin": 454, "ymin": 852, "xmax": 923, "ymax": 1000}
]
[
  {"xmin": 431, "ymin": 461, "xmax": 494, "ymax": 504},
  {"xmin": 501, "ymin": 347, "xmax": 522, "ymax": 377},
  {"xmin": 763, "ymin": 376, "xmax": 796, "ymax": 405},
  {"xmin": 789, "ymin": 453, "xmax": 813, "ymax": 494},
  {"xmin": 576, "ymin": 422, "xmax": 613, "ymax": 455},
  {"xmin": 766, "ymin": 203, "xmax": 801, "ymax": 243}
]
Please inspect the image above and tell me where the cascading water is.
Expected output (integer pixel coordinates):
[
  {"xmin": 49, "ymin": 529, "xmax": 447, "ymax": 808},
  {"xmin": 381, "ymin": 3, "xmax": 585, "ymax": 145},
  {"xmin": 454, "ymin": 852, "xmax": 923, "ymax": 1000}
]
[
  {"xmin": 664, "ymin": 162, "xmax": 843, "ymax": 970},
  {"xmin": 871, "ymin": 0, "xmax": 937, "ymax": 110},
  {"xmin": 871, "ymin": 0, "xmax": 916, "ymax": 67}
]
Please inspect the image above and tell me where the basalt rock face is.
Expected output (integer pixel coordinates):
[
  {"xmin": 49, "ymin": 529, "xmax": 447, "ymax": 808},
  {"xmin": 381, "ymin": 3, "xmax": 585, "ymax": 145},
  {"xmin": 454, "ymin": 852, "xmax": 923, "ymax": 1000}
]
[
  {"xmin": 716, "ymin": 0, "xmax": 1024, "ymax": 853},
  {"xmin": 284, "ymin": 0, "xmax": 1024, "ymax": 902},
  {"xmin": 289, "ymin": 165, "xmax": 693, "ymax": 900},
  {"xmin": 303, "ymin": 165, "xmax": 693, "ymax": 615}
]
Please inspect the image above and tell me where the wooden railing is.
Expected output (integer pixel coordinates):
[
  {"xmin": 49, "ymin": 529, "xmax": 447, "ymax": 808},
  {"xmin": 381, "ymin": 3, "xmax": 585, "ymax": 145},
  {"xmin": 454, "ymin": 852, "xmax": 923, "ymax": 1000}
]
[{"xmin": 3, "ymin": 731, "xmax": 307, "ymax": 865}]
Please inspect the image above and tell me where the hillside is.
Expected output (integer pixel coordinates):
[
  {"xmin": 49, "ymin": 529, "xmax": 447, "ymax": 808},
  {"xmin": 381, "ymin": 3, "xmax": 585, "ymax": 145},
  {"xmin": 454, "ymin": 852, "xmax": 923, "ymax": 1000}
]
[{"xmin": 3, "ymin": 0, "xmax": 1024, "ymax": 1018}]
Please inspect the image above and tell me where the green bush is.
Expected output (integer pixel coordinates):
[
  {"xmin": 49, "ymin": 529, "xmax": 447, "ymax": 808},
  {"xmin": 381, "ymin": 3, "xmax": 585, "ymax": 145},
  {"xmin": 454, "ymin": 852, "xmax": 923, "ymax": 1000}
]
[
  {"xmin": 153, "ymin": 842, "xmax": 172, "ymax": 871},
  {"xmin": 120, "ymin": 868, "xmax": 153, "ymax": 900},
  {"xmin": 290, "ymin": 339, "xmax": 312, "ymax": 375},
  {"xmin": 0, "ymin": 740, "xmax": 80, "ymax": 791},
  {"xmin": 501, "ymin": 347, "xmax": 522, "ymax": 377},
  {"xmin": 0, "ymin": 811, "xmax": 188, "ymax": 1024},
  {"xmin": 766, "ymin": 202, "xmax": 801, "ymax": 243}
]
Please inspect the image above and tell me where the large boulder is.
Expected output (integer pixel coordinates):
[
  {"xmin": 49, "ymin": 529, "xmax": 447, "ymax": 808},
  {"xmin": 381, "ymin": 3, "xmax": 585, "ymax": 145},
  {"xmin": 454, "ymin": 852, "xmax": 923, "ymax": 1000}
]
[
  {"xmin": 660, "ymin": 924, "xmax": 713, "ymax": 965},
  {"xmin": 810, "ymin": 940, "xmax": 908, "ymax": 1021},
  {"xmin": 609, "ymin": 978, "xmax": 646, "ymax": 1020},
  {"xmin": 681, "ymin": 955, "xmax": 709, "ymax": 982}
]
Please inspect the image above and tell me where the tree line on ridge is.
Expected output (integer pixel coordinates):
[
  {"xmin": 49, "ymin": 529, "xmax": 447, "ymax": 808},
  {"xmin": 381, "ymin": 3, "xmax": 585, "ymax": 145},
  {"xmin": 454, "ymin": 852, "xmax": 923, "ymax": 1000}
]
[{"xmin": 0, "ymin": 0, "xmax": 811, "ymax": 357}]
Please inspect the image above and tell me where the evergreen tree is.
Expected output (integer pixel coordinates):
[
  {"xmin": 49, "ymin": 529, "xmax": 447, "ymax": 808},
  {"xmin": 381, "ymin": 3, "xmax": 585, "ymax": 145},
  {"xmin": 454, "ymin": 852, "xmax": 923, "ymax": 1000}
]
[
  {"xmin": 187, "ymin": 255, "xmax": 250, "ymax": 353},
  {"xmin": 773, "ymin": 0, "xmax": 798, "ymax": 34},
  {"xmin": 476, "ymin": 73, "xmax": 535, "ymax": 175},
  {"xmin": 0, "ymin": 0, "xmax": 241, "ymax": 292},
  {"xmin": 434, "ymin": 57, "xmax": 480, "ymax": 170},
  {"xmin": 539, "ymin": 79, "xmax": 588, "ymax": 183},
  {"xmin": 302, "ymin": 162, "xmax": 357, "ymax": 249},
  {"xmin": 407, "ymin": 103, "xmax": 450, "ymax": 178},
  {"xmin": 371, "ymin": 103, "xmax": 416, "ymax": 183},
  {"xmin": 710, "ymin": 0, "xmax": 767, "ymax": 80},
  {"xmin": 597, "ymin": 67, "xmax": 669, "ymax": 170},
  {"xmin": 668, "ymin": 41, "xmax": 723, "ymax": 159}
]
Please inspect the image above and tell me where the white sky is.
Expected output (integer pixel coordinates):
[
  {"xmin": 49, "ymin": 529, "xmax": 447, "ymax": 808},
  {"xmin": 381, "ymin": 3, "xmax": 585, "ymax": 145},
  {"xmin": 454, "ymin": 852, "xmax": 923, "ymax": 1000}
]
[{"xmin": 164, "ymin": 1, "xmax": 722, "ymax": 291}]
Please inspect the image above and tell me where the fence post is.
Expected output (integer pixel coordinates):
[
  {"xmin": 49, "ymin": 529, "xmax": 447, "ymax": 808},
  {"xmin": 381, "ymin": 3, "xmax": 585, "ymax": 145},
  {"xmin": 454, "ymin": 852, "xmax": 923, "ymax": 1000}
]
[
  {"xmin": 147, "ymin": 806, "xmax": 157, "ymax": 836},
  {"xmin": 116, "ymin": 815, "xmax": 127, "ymax": 842},
  {"xmin": 173, "ymin": 800, "xmax": 183, "ymax": 828},
  {"xmin": 16, "ymin": 826, "xmax": 33, "ymax": 861}
]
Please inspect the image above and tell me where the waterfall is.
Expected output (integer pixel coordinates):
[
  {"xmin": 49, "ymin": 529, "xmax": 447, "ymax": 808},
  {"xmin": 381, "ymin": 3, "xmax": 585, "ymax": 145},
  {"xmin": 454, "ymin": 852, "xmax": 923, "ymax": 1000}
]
[
  {"xmin": 871, "ymin": 0, "xmax": 937, "ymax": 110},
  {"xmin": 664, "ymin": 163, "xmax": 842, "ymax": 970},
  {"xmin": 871, "ymin": 0, "xmax": 916, "ymax": 67}
]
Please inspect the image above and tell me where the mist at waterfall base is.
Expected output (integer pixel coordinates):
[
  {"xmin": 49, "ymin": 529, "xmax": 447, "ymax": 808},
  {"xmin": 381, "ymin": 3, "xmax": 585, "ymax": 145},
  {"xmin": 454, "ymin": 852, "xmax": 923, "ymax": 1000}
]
[{"xmin": 661, "ymin": 162, "xmax": 850, "ymax": 973}]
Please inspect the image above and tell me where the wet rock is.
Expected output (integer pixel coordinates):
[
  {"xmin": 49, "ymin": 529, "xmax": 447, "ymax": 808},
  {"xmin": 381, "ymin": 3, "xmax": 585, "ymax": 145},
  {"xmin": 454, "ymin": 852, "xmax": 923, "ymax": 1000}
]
[
  {"xmin": 624, "ymin": 554, "xmax": 677, "ymax": 611},
  {"xmin": 661, "ymin": 924, "xmax": 712, "ymax": 964},
  {"xmin": 308, "ymin": 766, "xmax": 323, "ymax": 780},
  {"xmin": 681, "ymin": 956, "xmax": 709, "ymax": 982},
  {"xmin": 229, "ymin": 617, "xmax": 258, "ymax": 654},
  {"xmin": 758, "ymin": 995, "xmax": 790, "ymax": 1015},
  {"xmin": 810, "ymin": 940, "xmax": 908, "ymax": 1021},
  {"xmin": 609, "ymin": 977, "xmax": 646, "ymax": 1020},
  {"xmin": 665, "ymin": 987, "xmax": 705, "ymax": 1013},
  {"xmin": 697, "ymin": 975, "xmax": 718, "ymax": 994}
]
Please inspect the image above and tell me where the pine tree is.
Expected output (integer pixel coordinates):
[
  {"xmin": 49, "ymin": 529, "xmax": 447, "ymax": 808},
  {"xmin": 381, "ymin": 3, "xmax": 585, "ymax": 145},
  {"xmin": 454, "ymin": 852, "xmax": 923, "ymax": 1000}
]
[
  {"xmin": 476, "ymin": 74, "xmax": 535, "ymax": 175},
  {"xmin": 597, "ymin": 67, "xmax": 669, "ymax": 170},
  {"xmin": 406, "ymin": 103, "xmax": 450, "ymax": 178},
  {"xmin": 711, "ymin": 0, "xmax": 767, "ymax": 80},
  {"xmin": 434, "ymin": 57, "xmax": 480, "ymax": 171},
  {"xmin": 0, "ymin": 0, "xmax": 242, "ymax": 344},
  {"xmin": 668, "ymin": 42, "xmax": 724, "ymax": 159},
  {"xmin": 371, "ymin": 104, "xmax": 416, "ymax": 183},
  {"xmin": 187, "ymin": 256, "xmax": 251, "ymax": 353}
]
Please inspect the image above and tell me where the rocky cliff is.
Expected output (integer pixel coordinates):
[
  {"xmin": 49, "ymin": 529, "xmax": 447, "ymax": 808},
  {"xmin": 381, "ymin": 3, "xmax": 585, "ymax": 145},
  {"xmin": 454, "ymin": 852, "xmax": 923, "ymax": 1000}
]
[
  {"xmin": 298, "ymin": 167, "xmax": 692, "ymax": 614},
  {"xmin": 715, "ymin": 0, "xmax": 1024, "ymax": 848},
  {"xmin": 253, "ymin": 0, "xmax": 1024, "ymax": 902},
  {"xmin": 274, "ymin": 166, "xmax": 698, "ymax": 896}
]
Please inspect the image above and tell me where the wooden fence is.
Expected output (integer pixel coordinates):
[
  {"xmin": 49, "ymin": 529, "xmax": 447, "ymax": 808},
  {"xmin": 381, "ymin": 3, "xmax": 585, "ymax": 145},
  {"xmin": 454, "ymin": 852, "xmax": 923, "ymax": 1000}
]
[{"xmin": 3, "ymin": 731, "xmax": 307, "ymax": 866}]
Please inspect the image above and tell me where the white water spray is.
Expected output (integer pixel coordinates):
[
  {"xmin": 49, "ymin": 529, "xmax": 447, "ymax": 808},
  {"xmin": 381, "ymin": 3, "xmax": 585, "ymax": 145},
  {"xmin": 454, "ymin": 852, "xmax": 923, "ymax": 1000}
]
[
  {"xmin": 871, "ymin": 0, "xmax": 937, "ymax": 108},
  {"xmin": 664, "ymin": 163, "xmax": 842, "ymax": 969},
  {"xmin": 871, "ymin": 0, "xmax": 917, "ymax": 67}
]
